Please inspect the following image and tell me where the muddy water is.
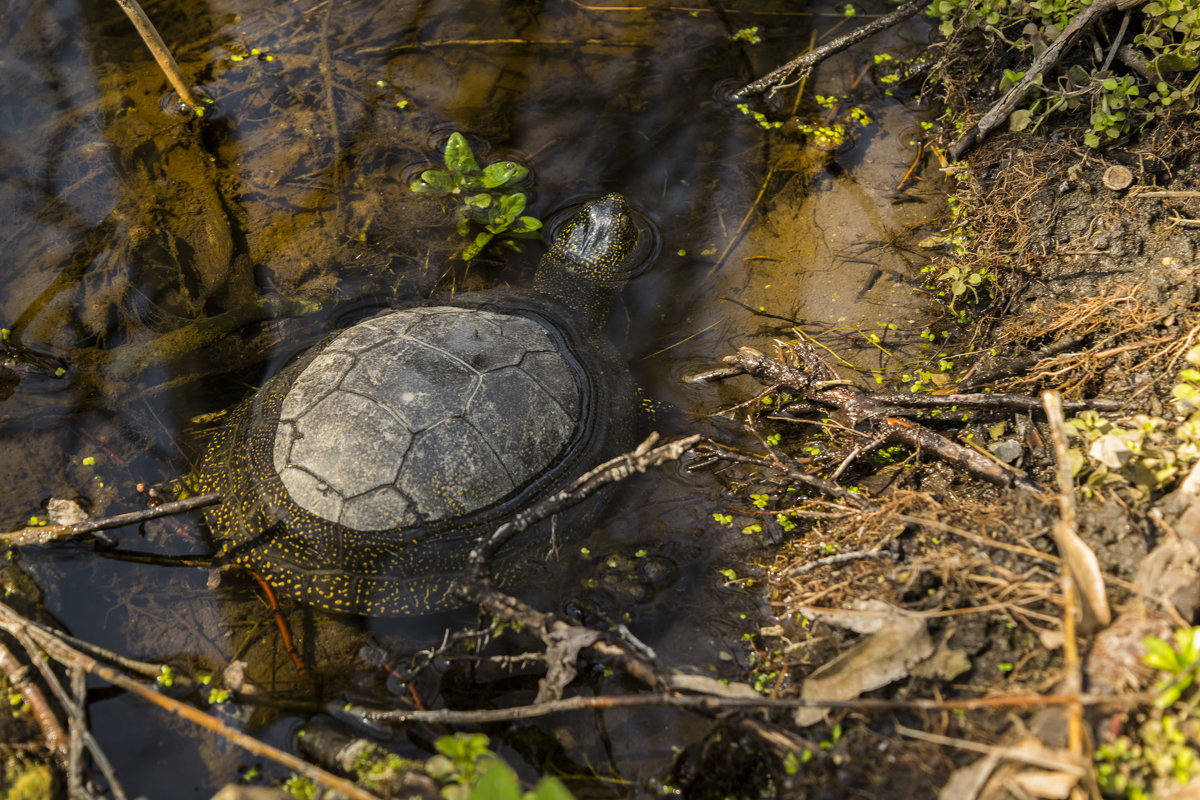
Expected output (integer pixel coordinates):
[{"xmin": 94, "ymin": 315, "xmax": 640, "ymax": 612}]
[{"xmin": 0, "ymin": 0, "xmax": 943, "ymax": 795}]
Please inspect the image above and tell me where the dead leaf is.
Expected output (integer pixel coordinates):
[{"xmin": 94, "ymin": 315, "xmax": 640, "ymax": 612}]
[
  {"xmin": 1053, "ymin": 519, "xmax": 1112, "ymax": 631},
  {"xmin": 1011, "ymin": 767, "xmax": 1077, "ymax": 798},
  {"xmin": 536, "ymin": 628, "xmax": 601, "ymax": 703},
  {"xmin": 795, "ymin": 602, "xmax": 932, "ymax": 726}
]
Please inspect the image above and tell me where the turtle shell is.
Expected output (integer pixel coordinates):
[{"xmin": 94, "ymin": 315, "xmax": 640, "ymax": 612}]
[{"xmin": 194, "ymin": 296, "xmax": 632, "ymax": 616}]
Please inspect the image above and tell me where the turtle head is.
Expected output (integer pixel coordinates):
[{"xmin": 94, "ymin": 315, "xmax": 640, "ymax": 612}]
[
  {"xmin": 547, "ymin": 193, "xmax": 638, "ymax": 282},
  {"xmin": 534, "ymin": 193, "xmax": 641, "ymax": 333}
]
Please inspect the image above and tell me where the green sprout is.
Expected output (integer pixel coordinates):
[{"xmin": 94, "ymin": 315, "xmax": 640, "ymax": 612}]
[
  {"xmin": 730, "ymin": 26, "xmax": 762, "ymax": 45},
  {"xmin": 156, "ymin": 665, "xmax": 174, "ymax": 688},
  {"xmin": 1096, "ymin": 627, "xmax": 1200, "ymax": 797},
  {"xmin": 1144, "ymin": 627, "xmax": 1200, "ymax": 709},
  {"xmin": 410, "ymin": 132, "xmax": 543, "ymax": 261}
]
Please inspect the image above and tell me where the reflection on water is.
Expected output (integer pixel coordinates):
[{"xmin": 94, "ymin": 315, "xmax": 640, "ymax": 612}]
[{"xmin": 0, "ymin": 0, "xmax": 943, "ymax": 794}]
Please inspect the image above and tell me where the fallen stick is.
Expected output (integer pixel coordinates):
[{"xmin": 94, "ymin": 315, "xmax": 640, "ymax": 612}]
[
  {"xmin": 0, "ymin": 600, "xmax": 381, "ymax": 800},
  {"xmin": 722, "ymin": 346, "xmax": 1047, "ymax": 494},
  {"xmin": 0, "ymin": 493, "xmax": 220, "ymax": 545},
  {"xmin": 731, "ymin": 1, "xmax": 926, "ymax": 101},
  {"xmin": 948, "ymin": 0, "xmax": 1143, "ymax": 161}
]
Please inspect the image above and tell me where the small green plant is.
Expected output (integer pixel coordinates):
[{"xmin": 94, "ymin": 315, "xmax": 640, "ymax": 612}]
[
  {"xmin": 1144, "ymin": 627, "xmax": 1200, "ymax": 708},
  {"xmin": 1095, "ymin": 627, "xmax": 1200, "ymax": 798},
  {"xmin": 929, "ymin": 0, "xmax": 1200, "ymax": 147},
  {"xmin": 410, "ymin": 132, "xmax": 543, "ymax": 261},
  {"xmin": 1172, "ymin": 345, "xmax": 1200, "ymax": 414},
  {"xmin": 1066, "ymin": 395, "xmax": 1200, "ymax": 498},
  {"xmin": 426, "ymin": 733, "xmax": 574, "ymax": 800},
  {"xmin": 735, "ymin": 102, "xmax": 782, "ymax": 130},
  {"xmin": 730, "ymin": 26, "xmax": 762, "ymax": 45},
  {"xmin": 1086, "ymin": 75, "xmax": 1144, "ymax": 147},
  {"xmin": 925, "ymin": 263, "xmax": 995, "ymax": 309}
]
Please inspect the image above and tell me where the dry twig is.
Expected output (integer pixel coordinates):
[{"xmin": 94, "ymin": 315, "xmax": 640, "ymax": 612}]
[
  {"xmin": 948, "ymin": 0, "xmax": 1143, "ymax": 160},
  {"xmin": 0, "ymin": 601, "xmax": 379, "ymax": 800},
  {"xmin": 112, "ymin": 0, "xmax": 200, "ymax": 109},
  {"xmin": 731, "ymin": 1, "xmax": 925, "ymax": 101}
]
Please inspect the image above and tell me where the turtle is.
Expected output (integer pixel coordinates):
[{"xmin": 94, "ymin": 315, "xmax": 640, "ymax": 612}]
[{"xmin": 193, "ymin": 194, "xmax": 641, "ymax": 616}]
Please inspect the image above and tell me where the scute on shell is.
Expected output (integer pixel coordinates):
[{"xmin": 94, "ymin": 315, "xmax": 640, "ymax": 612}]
[{"xmin": 272, "ymin": 306, "xmax": 582, "ymax": 531}]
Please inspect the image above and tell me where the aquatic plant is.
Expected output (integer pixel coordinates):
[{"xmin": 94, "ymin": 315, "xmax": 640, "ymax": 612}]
[{"xmin": 410, "ymin": 132, "xmax": 543, "ymax": 261}]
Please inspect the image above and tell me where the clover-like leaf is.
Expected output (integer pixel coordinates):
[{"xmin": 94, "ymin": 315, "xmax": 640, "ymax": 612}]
[
  {"xmin": 509, "ymin": 215, "xmax": 543, "ymax": 234},
  {"xmin": 410, "ymin": 169, "xmax": 455, "ymax": 196},
  {"xmin": 481, "ymin": 161, "xmax": 528, "ymax": 189},
  {"xmin": 443, "ymin": 132, "xmax": 480, "ymax": 175},
  {"xmin": 462, "ymin": 231, "xmax": 494, "ymax": 261}
]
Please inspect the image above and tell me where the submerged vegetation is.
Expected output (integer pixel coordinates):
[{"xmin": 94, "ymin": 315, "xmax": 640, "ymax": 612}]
[{"xmin": 409, "ymin": 132, "xmax": 543, "ymax": 261}]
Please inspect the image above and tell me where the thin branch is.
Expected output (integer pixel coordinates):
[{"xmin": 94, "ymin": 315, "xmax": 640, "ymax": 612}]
[
  {"xmin": 0, "ymin": 601, "xmax": 380, "ymax": 800},
  {"xmin": 724, "ymin": 346, "xmax": 1047, "ymax": 494},
  {"xmin": 111, "ymin": 0, "xmax": 200, "ymax": 109},
  {"xmin": 731, "ymin": 1, "xmax": 926, "ymax": 101},
  {"xmin": 0, "ymin": 493, "xmax": 220, "ymax": 545},
  {"xmin": 948, "ymin": 0, "xmax": 1142, "ymax": 160},
  {"xmin": 355, "ymin": 687, "xmax": 1150, "ymax": 725}
]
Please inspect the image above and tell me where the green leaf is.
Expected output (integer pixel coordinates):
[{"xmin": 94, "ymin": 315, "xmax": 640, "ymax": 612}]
[
  {"xmin": 1102, "ymin": 77, "xmax": 1118, "ymax": 91},
  {"xmin": 1152, "ymin": 53, "xmax": 1200, "ymax": 72},
  {"xmin": 444, "ymin": 132, "xmax": 480, "ymax": 174},
  {"xmin": 466, "ymin": 763, "xmax": 522, "ymax": 800},
  {"xmin": 1008, "ymin": 108, "xmax": 1032, "ymax": 131},
  {"xmin": 509, "ymin": 215, "xmax": 543, "ymax": 234},
  {"xmin": 1157, "ymin": 681, "xmax": 1185, "ymax": 709},
  {"xmin": 464, "ymin": 193, "xmax": 492, "ymax": 210},
  {"xmin": 481, "ymin": 161, "xmax": 528, "ymax": 189},
  {"xmin": 530, "ymin": 777, "xmax": 575, "ymax": 800},
  {"xmin": 1177, "ymin": 626, "xmax": 1200, "ymax": 660},
  {"xmin": 496, "ymin": 192, "xmax": 526, "ymax": 226},
  {"xmin": 462, "ymin": 231, "xmax": 494, "ymax": 261},
  {"xmin": 410, "ymin": 169, "xmax": 455, "ymax": 196},
  {"xmin": 1143, "ymin": 635, "xmax": 1181, "ymax": 671}
]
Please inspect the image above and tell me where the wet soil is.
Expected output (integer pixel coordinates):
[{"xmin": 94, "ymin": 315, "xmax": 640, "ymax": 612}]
[{"xmin": 737, "ymin": 97, "xmax": 1200, "ymax": 800}]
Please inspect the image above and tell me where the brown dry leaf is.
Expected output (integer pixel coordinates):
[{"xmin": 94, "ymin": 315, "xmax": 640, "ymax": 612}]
[
  {"xmin": 536, "ymin": 628, "xmax": 601, "ymax": 703},
  {"xmin": 938, "ymin": 752, "xmax": 1000, "ymax": 800},
  {"xmin": 1054, "ymin": 519, "xmax": 1112, "ymax": 631},
  {"xmin": 795, "ymin": 600, "xmax": 933, "ymax": 726},
  {"xmin": 669, "ymin": 673, "xmax": 763, "ymax": 700},
  {"xmin": 1010, "ymin": 767, "xmax": 1078, "ymax": 798},
  {"xmin": 939, "ymin": 737, "xmax": 1085, "ymax": 800}
]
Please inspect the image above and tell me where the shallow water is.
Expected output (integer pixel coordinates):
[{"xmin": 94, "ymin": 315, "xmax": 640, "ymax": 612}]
[{"xmin": 0, "ymin": 0, "xmax": 944, "ymax": 794}]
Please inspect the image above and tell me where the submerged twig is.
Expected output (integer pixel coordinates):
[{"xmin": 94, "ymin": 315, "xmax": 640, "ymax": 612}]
[
  {"xmin": 0, "ymin": 493, "xmax": 220, "ymax": 546},
  {"xmin": 111, "ymin": 0, "xmax": 200, "ymax": 110},
  {"xmin": 0, "ymin": 601, "xmax": 377, "ymax": 800},
  {"xmin": 0, "ymin": 639, "xmax": 68, "ymax": 757},
  {"xmin": 454, "ymin": 434, "xmax": 702, "ymax": 697},
  {"xmin": 731, "ymin": 0, "xmax": 925, "ymax": 101}
]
